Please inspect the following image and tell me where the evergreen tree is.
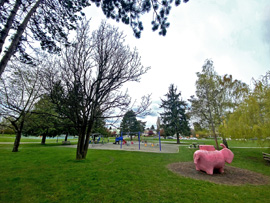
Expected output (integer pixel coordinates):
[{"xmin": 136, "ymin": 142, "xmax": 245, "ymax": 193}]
[
  {"xmin": 161, "ymin": 123, "xmax": 174, "ymax": 139},
  {"xmin": 22, "ymin": 95, "xmax": 76, "ymax": 144},
  {"xmin": 0, "ymin": 0, "xmax": 91, "ymax": 76},
  {"xmin": 22, "ymin": 95, "xmax": 60, "ymax": 145},
  {"xmin": 137, "ymin": 120, "xmax": 146, "ymax": 133},
  {"xmin": 91, "ymin": 110, "xmax": 110, "ymax": 138},
  {"xmin": 120, "ymin": 110, "xmax": 141, "ymax": 140},
  {"xmin": 160, "ymin": 84, "xmax": 190, "ymax": 144}
]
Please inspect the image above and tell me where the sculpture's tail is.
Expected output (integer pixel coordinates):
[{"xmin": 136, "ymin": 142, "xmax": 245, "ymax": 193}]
[{"xmin": 220, "ymin": 143, "xmax": 226, "ymax": 149}]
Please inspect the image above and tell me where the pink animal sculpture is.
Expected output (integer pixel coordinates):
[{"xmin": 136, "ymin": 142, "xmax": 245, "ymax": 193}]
[
  {"xmin": 193, "ymin": 143, "xmax": 234, "ymax": 175},
  {"xmin": 199, "ymin": 145, "xmax": 215, "ymax": 151}
]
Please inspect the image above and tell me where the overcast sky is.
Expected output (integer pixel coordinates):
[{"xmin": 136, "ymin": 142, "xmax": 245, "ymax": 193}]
[{"xmin": 85, "ymin": 0, "xmax": 270, "ymax": 128}]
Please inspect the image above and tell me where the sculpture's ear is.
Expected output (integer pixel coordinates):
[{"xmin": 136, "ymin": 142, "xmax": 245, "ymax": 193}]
[{"xmin": 220, "ymin": 143, "xmax": 226, "ymax": 149}]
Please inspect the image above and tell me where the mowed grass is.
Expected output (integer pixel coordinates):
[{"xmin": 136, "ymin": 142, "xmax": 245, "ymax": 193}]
[
  {"xmin": 0, "ymin": 142, "xmax": 270, "ymax": 203},
  {"xmin": 161, "ymin": 138, "xmax": 270, "ymax": 148},
  {"xmin": 0, "ymin": 134, "xmax": 78, "ymax": 144}
]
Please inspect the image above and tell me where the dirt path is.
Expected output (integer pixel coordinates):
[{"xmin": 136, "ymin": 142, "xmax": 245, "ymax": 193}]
[
  {"xmin": 62, "ymin": 142, "xmax": 180, "ymax": 153},
  {"xmin": 168, "ymin": 162, "xmax": 270, "ymax": 185}
]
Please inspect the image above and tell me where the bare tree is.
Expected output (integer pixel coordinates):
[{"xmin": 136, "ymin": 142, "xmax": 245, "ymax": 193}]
[
  {"xmin": 44, "ymin": 20, "xmax": 151, "ymax": 160},
  {"xmin": 0, "ymin": 61, "xmax": 43, "ymax": 152},
  {"xmin": 0, "ymin": 0, "xmax": 189, "ymax": 77}
]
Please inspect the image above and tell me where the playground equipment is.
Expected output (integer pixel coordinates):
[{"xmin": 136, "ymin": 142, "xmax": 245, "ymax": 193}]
[
  {"xmin": 117, "ymin": 131, "xmax": 162, "ymax": 151},
  {"xmin": 89, "ymin": 134, "xmax": 106, "ymax": 144},
  {"xmin": 113, "ymin": 136, "xmax": 126, "ymax": 145},
  {"xmin": 193, "ymin": 143, "xmax": 234, "ymax": 175},
  {"xmin": 141, "ymin": 138, "xmax": 158, "ymax": 148}
]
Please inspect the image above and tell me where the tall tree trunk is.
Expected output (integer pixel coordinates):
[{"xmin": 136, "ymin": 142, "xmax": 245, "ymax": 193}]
[
  {"xmin": 220, "ymin": 121, "xmax": 229, "ymax": 148},
  {"xmin": 210, "ymin": 121, "xmax": 219, "ymax": 150},
  {"xmin": 208, "ymin": 103, "xmax": 219, "ymax": 149},
  {"xmin": 12, "ymin": 119, "xmax": 24, "ymax": 152},
  {"xmin": 206, "ymin": 88, "xmax": 219, "ymax": 150},
  {"xmin": 41, "ymin": 134, "xmax": 46, "ymax": 144},
  {"xmin": 222, "ymin": 137, "xmax": 228, "ymax": 148},
  {"xmin": 76, "ymin": 124, "xmax": 89, "ymax": 160},
  {"xmin": 76, "ymin": 132, "xmax": 85, "ymax": 160},
  {"xmin": 0, "ymin": 0, "xmax": 42, "ymax": 77},
  {"xmin": 0, "ymin": 0, "xmax": 21, "ymax": 54},
  {"xmin": 82, "ymin": 120, "xmax": 95, "ymax": 159},
  {"xmin": 12, "ymin": 130, "xmax": 22, "ymax": 152},
  {"xmin": 176, "ymin": 132, "xmax": 180, "ymax": 144},
  {"xmin": 82, "ymin": 132, "xmax": 91, "ymax": 159},
  {"xmin": 65, "ymin": 133, "xmax": 68, "ymax": 141}
]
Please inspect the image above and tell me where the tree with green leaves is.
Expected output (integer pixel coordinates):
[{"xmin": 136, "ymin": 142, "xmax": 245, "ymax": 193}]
[
  {"xmin": 22, "ymin": 95, "xmax": 76, "ymax": 144},
  {"xmin": 0, "ymin": 0, "xmax": 189, "ymax": 77},
  {"xmin": 22, "ymin": 95, "xmax": 59, "ymax": 144},
  {"xmin": 189, "ymin": 59, "xmax": 249, "ymax": 149},
  {"xmin": 192, "ymin": 122, "xmax": 208, "ymax": 138},
  {"xmin": 160, "ymin": 84, "xmax": 190, "ymax": 144},
  {"xmin": 217, "ymin": 73, "xmax": 249, "ymax": 147},
  {"xmin": 0, "ymin": 117, "xmax": 15, "ymax": 134},
  {"xmin": 222, "ymin": 72, "xmax": 270, "ymax": 142},
  {"xmin": 98, "ymin": 0, "xmax": 190, "ymax": 38},
  {"xmin": 161, "ymin": 123, "xmax": 174, "ymax": 139},
  {"xmin": 0, "ymin": 0, "xmax": 91, "ymax": 76},
  {"xmin": 189, "ymin": 59, "xmax": 220, "ymax": 148},
  {"xmin": 91, "ymin": 110, "xmax": 111, "ymax": 138},
  {"xmin": 137, "ymin": 120, "xmax": 146, "ymax": 133},
  {"xmin": 120, "ymin": 110, "xmax": 141, "ymax": 140}
]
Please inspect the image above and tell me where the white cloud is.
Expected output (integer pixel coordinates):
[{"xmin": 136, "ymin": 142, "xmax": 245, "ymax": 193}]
[{"xmin": 84, "ymin": 0, "xmax": 270, "ymax": 128}]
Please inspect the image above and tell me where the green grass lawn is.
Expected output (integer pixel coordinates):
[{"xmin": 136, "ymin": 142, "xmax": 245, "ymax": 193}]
[
  {"xmin": 0, "ymin": 140, "xmax": 270, "ymax": 203},
  {"xmin": 0, "ymin": 134, "xmax": 78, "ymax": 144}
]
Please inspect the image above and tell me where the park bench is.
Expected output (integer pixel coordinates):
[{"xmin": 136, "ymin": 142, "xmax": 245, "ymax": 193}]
[
  {"xmin": 190, "ymin": 142, "xmax": 205, "ymax": 148},
  {"xmin": 262, "ymin": 152, "xmax": 270, "ymax": 163}
]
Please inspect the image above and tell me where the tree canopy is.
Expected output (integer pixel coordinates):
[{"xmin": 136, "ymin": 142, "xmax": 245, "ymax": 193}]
[
  {"xmin": 160, "ymin": 84, "xmax": 190, "ymax": 143},
  {"xmin": 0, "ymin": 0, "xmax": 189, "ymax": 77},
  {"xmin": 189, "ymin": 59, "xmax": 249, "ymax": 148},
  {"xmin": 0, "ymin": 0, "xmax": 91, "ymax": 76},
  {"xmin": 120, "ymin": 110, "xmax": 141, "ymax": 139},
  {"xmin": 22, "ymin": 95, "xmax": 76, "ymax": 144},
  {"xmin": 222, "ymin": 72, "xmax": 270, "ymax": 143},
  {"xmin": 97, "ymin": 0, "xmax": 190, "ymax": 38},
  {"xmin": 44, "ymin": 20, "xmax": 150, "ymax": 159},
  {"xmin": 0, "ymin": 60, "xmax": 43, "ymax": 151}
]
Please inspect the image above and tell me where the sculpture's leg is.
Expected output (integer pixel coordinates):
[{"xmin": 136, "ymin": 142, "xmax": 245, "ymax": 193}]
[
  {"xmin": 219, "ymin": 167, "xmax": 224, "ymax": 174},
  {"xmin": 206, "ymin": 168, "xmax": 213, "ymax": 175}
]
